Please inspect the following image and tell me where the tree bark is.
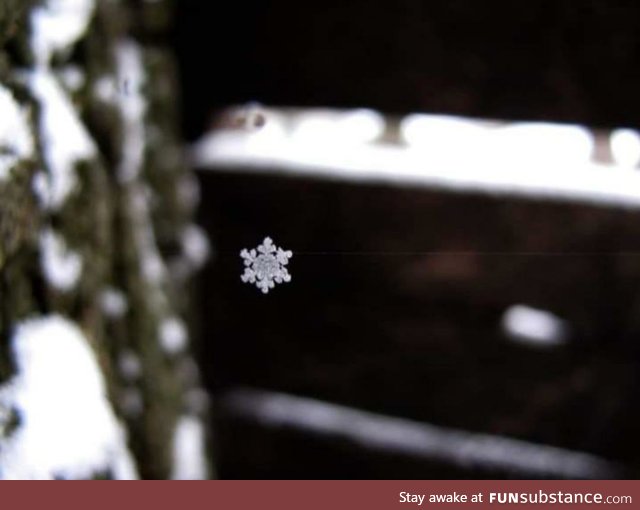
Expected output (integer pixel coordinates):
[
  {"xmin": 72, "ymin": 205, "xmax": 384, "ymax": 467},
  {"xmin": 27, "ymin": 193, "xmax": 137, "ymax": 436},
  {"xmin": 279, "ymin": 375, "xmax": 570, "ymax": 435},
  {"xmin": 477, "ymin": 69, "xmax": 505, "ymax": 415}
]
[{"xmin": 0, "ymin": 0, "xmax": 210, "ymax": 479}]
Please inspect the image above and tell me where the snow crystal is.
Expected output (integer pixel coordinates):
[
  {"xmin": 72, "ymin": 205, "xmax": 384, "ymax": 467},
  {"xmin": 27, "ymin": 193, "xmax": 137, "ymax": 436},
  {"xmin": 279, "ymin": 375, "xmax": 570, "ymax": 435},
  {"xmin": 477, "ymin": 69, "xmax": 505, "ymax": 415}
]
[
  {"xmin": 159, "ymin": 317, "xmax": 188, "ymax": 355},
  {"xmin": 0, "ymin": 85, "xmax": 34, "ymax": 181},
  {"xmin": 240, "ymin": 237, "xmax": 292, "ymax": 294},
  {"xmin": 170, "ymin": 415, "xmax": 208, "ymax": 480},
  {"xmin": 100, "ymin": 287, "xmax": 128, "ymax": 318},
  {"xmin": 39, "ymin": 228, "xmax": 83, "ymax": 292},
  {"xmin": 29, "ymin": 70, "xmax": 96, "ymax": 210},
  {"xmin": 0, "ymin": 316, "xmax": 137, "ymax": 480}
]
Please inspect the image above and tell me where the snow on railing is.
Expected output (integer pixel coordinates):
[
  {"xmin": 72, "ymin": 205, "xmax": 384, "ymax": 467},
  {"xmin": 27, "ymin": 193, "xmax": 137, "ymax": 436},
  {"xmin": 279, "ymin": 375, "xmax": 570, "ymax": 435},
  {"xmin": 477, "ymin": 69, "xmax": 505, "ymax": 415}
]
[
  {"xmin": 193, "ymin": 107, "xmax": 640, "ymax": 210},
  {"xmin": 222, "ymin": 388, "xmax": 621, "ymax": 479}
]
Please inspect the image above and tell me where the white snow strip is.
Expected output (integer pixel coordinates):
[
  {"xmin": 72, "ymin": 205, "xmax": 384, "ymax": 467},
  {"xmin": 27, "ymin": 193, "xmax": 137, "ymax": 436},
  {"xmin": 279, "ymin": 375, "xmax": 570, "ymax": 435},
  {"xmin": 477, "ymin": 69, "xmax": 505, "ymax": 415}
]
[
  {"xmin": 224, "ymin": 389, "xmax": 619, "ymax": 479},
  {"xmin": 29, "ymin": 69, "xmax": 96, "ymax": 210},
  {"xmin": 402, "ymin": 115, "xmax": 595, "ymax": 165},
  {"xmin": 194, "ymin": 112, "xmax": 640, "ymax": 210},
  {"xmin": 0, "ymin": 316, "xmax": 138, "ymax": 480},
  {"xmin": 0, "ymin": 85, "xmax": 34, "ymax": 181},
  {"xmin": 159, "ymin": 317, "xmax": 188, "ymax": 355},
  {"xmin": 291, "ymin": 108, "xmax": 385, "ymax": 145},
  {"xmin": 30, "ymin": 0, "xmax": 96, "ymax": 66},
  {"xmin": 39, "ymin": 228, "xmax": 83, "ymax": 292},
  {"xmin": 171, "ymin": 415, "xmax": 208, "ymax": 480},
  {"xmin": 114, "ymin": 40, "xmax": 147, "ymax": 183}
]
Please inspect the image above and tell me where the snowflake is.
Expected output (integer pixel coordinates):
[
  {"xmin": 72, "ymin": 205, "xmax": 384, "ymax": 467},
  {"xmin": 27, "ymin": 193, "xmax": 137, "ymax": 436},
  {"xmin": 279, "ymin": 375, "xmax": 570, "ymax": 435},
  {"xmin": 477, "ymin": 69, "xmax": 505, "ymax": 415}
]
[{"xmin": 240, "ymin": 237, "xmax": 292, "ymax": 294}]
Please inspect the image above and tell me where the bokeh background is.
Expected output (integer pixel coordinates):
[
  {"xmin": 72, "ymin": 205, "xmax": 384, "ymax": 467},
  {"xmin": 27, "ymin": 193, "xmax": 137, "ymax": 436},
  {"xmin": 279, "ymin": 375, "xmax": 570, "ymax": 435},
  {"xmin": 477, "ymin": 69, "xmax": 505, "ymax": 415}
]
[
  {"xmin": 171, "ymin": 0, "xmax": 640, "ymax": 478},
  {"xmin": 176, "ymin": 0, "xmax": 640, "ymax": 139}
]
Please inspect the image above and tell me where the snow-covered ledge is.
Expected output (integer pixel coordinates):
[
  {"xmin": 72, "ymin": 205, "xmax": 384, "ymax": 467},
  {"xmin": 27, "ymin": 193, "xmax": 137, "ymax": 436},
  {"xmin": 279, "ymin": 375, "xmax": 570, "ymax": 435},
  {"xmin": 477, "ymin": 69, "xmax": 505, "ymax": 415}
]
[{"xmin": 193, "ymin": 107, "xmax": 640, "ymax": 210}]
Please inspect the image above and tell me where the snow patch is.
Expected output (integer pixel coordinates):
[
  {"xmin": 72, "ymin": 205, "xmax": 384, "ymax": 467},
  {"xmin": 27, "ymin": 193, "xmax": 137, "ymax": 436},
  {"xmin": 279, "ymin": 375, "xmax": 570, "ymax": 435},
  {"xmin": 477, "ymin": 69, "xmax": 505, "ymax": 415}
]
[
  {"xmin": 114, "ymin": 41, "xmax": 147, "ymax": 183},
  {"xmin": 118, "ymin": 351, "xmax": 141, "ymax": 381},
  {"xmin": 39, "ymin": 228, "xmax": 83, "ymax": 292},
  {"xmin": 28, "ymin": 0, "xmax": 97, "ymax": 210},
  {"xmin": 0, "ymin": 85, "xmax": 34, "ymax": 181},
  {"xmin": 0, "ymin": 316, "xmax": 137, "ymax": 479},
  {"xmin": 100, "ymin": 287, "xmax": 128, "ymax": 318},
  {"xmin": 159, "ymin": 317, "xmax": 188, "ymax": 355},
  {"xmin": 58, "ymin": 66, "xmax": 85, "ymax": 92},
  {"xmin": 111, "ymin": 41, "xmax": 170, "ymax": 287},
  {"xmin": 93, "ymin": 75, "xmax": 118, "ymax": 104},
  {"xmin": 181, "ymin": 225, "xmax": 210, "ymax": 269},
  {"xmin": 610, "ymin": 128, "xmax": 640, "ymax": 168},
  {"xmin": 29, "ymin": 70, "xmax": 96, "ymax": 210},
  {"xmin": 30, "ymin": 0, "xmax": 96, "ymax": 65},
  {"xmin": 171, "ymin": 415, "xmax": 208, "ymax": 480}
]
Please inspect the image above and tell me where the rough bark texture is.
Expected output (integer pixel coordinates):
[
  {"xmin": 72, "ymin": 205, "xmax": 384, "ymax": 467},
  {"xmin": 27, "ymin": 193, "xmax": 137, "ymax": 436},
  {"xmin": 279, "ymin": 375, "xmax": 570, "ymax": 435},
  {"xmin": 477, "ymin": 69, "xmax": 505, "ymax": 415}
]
[{"xmin": 0, "ymin": 0, "xmax": 210, "ymax": 479}]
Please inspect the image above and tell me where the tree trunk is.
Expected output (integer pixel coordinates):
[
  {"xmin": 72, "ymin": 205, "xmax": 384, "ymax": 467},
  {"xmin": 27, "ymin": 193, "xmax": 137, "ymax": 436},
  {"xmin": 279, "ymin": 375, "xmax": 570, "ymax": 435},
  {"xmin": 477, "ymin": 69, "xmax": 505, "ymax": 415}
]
[{"xmin": 0, "ymin": 0, "xmax": 210, "ymax": 479}]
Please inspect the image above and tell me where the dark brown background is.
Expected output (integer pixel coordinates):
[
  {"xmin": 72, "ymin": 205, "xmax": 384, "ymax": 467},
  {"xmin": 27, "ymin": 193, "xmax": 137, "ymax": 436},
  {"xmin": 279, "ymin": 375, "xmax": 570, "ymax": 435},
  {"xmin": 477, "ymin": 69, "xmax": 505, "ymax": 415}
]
[
  {"xmin": 176, "ymin": 0, "xmax": 640, "ymax": 140},
  {"xmin": 176, "ymin": 0, "xmax": 640, "ymax": 478}
]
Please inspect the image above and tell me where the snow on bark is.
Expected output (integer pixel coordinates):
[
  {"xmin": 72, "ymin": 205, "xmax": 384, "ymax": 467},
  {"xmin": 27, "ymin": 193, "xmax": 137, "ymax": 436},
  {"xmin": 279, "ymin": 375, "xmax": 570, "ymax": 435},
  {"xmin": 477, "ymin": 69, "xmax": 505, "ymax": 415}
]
[
  {"xmin": 170, "ymin": 415, "xmax": 208, "ymax": 480},
  {"xmin": 159, "ymin": 317, "xmax": 188, "ymax": 355},
  {"xmin": 39, "ymin": 228, "xmax": 83, "ymax": 292},
  {"xmin": 180, "ymin": 225, "xmax": 211, "ymax": 270},
  {"xmin": 28, "ymin": 69, "xmax": 97, "ymax": 211},
  {"xmin": 0, "ymin": 316, "xmax": 137, "ymax": 480},
  {"xmin": 0, "ymin": 85, "xmax": 34, "ymax": 182},
  {"xmin": 30, "ymin": 0, "xmax": 96, "ymax": 66},
  {"xmin": 115, "ymin": 40, "xmax": 147, "ymax": 183},
  {"xmin": 0, "ymin": 0, "xmax": 212, "ymax": 479},
  {"xmin": 99, "ymin": 287, "xmax": 129, "ymax": 319}
]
